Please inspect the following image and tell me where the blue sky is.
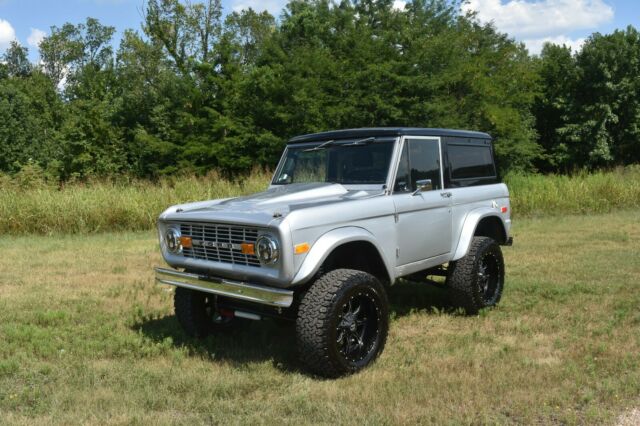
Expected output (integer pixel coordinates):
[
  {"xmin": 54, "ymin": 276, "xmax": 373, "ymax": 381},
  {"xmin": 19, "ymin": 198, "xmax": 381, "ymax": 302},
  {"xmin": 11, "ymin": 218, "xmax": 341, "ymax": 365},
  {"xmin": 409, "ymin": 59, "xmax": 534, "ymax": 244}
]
[{"xmin": 1, "ymin": 0, "xmax": 638, "ymax": 60}]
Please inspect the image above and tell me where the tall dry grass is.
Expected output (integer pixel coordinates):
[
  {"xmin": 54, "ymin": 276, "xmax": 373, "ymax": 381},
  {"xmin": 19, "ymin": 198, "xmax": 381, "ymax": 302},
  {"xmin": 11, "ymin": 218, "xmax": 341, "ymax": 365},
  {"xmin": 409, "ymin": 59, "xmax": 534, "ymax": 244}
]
[
  {"xmin": 0, "ymin": 170, "xmax": 271, "ymax": 234},
  {"xmin": 0, "ymin": 166, "xmax": 638, "ymax": 234},
  {"xmin": 504, "ymin": 165, "xmax": 640, "ymax": 217}
]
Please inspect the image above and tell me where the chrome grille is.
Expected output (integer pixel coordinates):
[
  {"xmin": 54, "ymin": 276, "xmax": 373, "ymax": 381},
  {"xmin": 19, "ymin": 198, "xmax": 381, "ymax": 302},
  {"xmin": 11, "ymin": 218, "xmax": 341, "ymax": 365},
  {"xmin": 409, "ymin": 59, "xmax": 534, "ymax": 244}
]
[{"xmin": 179, "ymin": 223, "xmax": 261, "ymax": 267}]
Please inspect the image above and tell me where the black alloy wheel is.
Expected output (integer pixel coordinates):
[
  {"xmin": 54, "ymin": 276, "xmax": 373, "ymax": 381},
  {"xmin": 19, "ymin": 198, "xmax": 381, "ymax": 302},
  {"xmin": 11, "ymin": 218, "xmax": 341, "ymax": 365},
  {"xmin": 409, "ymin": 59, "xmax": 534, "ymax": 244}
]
[
  {"xmin": 296, "ymin": 269, "xmax": 389, "ymax": 377},
  {"xmin": 446, "ymin": 236, "xmax": 505, "ymax": 314},
  {"xmin": 335, "ymin": 291, "xmax": 382, "ymax": 364},
  {"xmin": 477, "ymin": 250, "xmax": 501, "ymax": 305}
]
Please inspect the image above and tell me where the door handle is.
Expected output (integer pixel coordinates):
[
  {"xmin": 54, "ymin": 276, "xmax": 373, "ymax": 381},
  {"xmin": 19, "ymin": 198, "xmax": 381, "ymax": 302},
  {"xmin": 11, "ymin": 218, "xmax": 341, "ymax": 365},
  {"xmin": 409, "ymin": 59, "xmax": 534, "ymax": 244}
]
[{"xmin": 440, "ymin": 192, "xmax": 452, "ymax": 198}]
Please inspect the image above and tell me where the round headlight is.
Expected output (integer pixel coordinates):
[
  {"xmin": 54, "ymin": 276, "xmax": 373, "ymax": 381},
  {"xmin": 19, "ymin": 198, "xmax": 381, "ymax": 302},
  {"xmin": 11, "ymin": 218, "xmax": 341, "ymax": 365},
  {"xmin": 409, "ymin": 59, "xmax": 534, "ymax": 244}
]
[
  {"xmin": 165, "ymin": 228, "xmax": 182, "ymax": 254},
  {"xmin": 255, "ymin": 235, "xmax": 279, "ymax": 265}
]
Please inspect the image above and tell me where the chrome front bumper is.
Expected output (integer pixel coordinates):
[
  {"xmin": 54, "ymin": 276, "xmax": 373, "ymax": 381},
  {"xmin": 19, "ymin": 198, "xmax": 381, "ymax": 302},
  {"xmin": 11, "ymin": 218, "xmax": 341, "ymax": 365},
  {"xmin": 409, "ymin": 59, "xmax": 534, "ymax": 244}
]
[{"xmin": 154, "ymin": 267, "xmax": 294, "ymax": 308}]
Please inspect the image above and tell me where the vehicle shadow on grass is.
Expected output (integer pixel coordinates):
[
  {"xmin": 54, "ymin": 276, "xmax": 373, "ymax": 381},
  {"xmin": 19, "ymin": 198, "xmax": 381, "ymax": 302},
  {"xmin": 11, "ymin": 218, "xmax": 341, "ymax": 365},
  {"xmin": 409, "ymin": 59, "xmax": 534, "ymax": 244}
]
[
  {"xmin": 133, "ymin": 279, "xmax": 455, "ymax": 375},
  {"xmin": 388, "ymin": 279, "xmax": 456, "ymax": 316},
  {"xmin": 134, "ymin": 313, "xmax": 303, "ymax": 373}
]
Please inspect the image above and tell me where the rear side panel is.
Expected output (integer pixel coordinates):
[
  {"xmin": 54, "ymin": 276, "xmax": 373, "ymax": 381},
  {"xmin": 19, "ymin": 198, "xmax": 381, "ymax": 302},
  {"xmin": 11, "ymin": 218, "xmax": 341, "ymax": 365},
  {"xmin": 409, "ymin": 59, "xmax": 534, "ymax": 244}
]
[
  {"xmin": 449, "ymin": 184, "xmax": 511, "ymax": 260},
  {"xmin": 442, "ymin": 136, "xmax": 511, "ymax": 259}
]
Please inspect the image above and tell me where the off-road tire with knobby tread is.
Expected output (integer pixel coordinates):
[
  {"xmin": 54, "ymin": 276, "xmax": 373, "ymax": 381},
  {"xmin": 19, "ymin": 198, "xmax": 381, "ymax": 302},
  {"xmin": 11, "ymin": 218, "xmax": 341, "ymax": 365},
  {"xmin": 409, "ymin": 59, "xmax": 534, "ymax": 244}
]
[
  {"xmin": 174, "ymin": 287, "xmax": 233, "ymax": 337},
  {"xmin": 296, "ymin": 268, "xmax": 389, "ymax": 377},
  {"xmin": 446, "ymin": 236, "xmax": 504, "ymax": 315}
]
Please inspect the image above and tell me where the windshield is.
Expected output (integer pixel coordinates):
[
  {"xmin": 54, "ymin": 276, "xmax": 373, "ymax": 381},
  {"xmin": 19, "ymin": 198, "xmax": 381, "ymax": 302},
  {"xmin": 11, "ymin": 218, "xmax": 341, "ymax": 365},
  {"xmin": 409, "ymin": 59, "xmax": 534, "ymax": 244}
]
[{"xmin": 273, "ymin": 139, "xmax": 396, "ymax": 186}]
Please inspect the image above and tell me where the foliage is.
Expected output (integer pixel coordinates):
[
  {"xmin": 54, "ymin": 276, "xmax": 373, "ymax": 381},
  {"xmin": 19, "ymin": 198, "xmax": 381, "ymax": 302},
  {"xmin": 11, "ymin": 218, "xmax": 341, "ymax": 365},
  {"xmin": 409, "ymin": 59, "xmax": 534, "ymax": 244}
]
[
  {"xmin": 2, "ymin": 41, "xmax": 32, "ymax": 77},
  {"xmin": 0, "ymin": 169, "xmax": 272, "ymax": 234},
  {"xmin": 504, "ymin": 165, "xmax": 640, "ymax": 217},
  {"xmin": 534, "ymin": 26, "xmax": 640, "ymax": 171},
  {"xmin": 0, "ymin": 0, "xmax": 544, "ymax": 180},
  {"xmin": 0, "ymin": 68, "xmax": 61, "ymax": 173},
  {"xmin": 0, "ymin": 1, "xmax": 638, "ymax": 180},
  {"xmin": 0, "ymin": 167, "xmax": 639, "ymax": 235}
]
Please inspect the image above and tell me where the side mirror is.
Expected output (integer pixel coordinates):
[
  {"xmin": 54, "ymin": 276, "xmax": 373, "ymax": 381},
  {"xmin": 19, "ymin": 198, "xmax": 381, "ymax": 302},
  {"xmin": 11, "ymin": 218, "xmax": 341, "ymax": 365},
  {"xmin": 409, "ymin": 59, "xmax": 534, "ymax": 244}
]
[
  {"xmin": 412, "ymin": 179, "xmax": 432, "ymax": 195},
  {"xmin": 277, "ymin": 173, "xmax": 291, "ymax": 184}
]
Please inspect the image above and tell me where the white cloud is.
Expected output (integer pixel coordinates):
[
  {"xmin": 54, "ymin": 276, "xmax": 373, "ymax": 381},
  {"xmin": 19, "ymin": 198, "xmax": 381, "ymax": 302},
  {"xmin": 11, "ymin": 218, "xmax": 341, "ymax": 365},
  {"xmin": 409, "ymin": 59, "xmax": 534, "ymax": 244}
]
[
  {"xmin": 27, "ymin": 28, "xmax": 46, "ymax": 49},
  {"xmin": 232, "ymin": 0, "xmax": 286, "ymax": 15},
  {"xmin": 523, "ymin": 35, "xmax": 585, "ymax": 54},
  {"xmin": 0, "ymin": 18, "xmax": 16, "ymax": 51},
  {"xmin": 392, "ymin": 1, "xmax": 407, "ymax": 11},
  {"xmin": 462, "ymin": 0, "xmax": 614, "ymax": 39}
]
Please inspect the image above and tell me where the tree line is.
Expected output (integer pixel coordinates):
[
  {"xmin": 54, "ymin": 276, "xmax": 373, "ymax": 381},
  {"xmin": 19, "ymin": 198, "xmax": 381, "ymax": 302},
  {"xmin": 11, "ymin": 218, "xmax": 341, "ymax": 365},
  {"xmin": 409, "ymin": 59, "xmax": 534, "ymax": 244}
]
[{"xmin": 0, "ymin": 0, "xmax": 638, "ymax": 181}]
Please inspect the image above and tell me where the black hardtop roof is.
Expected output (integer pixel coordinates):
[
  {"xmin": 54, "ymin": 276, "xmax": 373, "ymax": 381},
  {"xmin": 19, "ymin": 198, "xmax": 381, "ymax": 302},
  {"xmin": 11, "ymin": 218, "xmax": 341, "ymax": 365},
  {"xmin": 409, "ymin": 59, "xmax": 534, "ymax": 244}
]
[{"xmin": 287, "ymin": 127, "xmax": 492, "ymax": 144}]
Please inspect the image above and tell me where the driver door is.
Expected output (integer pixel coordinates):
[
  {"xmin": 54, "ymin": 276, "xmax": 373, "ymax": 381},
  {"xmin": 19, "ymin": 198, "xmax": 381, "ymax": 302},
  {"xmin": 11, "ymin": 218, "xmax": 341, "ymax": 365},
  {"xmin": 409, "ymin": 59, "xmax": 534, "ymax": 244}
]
[{"xmin": 392, "ymin": 137, "xmax": 452, "ymax": 266}]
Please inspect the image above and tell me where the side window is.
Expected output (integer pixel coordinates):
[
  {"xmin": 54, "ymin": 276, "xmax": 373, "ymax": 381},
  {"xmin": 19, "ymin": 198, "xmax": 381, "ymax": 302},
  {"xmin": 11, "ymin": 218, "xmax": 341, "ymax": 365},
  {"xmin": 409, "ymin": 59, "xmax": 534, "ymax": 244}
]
[
  {"xmin": 408, "ymin": 139, "xmax": 442, "ymax": 191},
  {"xmin": 448, "ymin": 143, "xmax": 497, "ymax": 185},
  {"xmin": 394, "ymin": 138, "xmax": 442, "ymax": 193}
]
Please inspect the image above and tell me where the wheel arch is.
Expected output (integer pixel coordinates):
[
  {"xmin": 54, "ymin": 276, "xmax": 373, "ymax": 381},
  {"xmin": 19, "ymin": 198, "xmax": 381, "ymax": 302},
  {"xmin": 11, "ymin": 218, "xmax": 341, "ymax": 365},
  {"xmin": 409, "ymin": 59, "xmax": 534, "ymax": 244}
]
[
  {"xmin": 291, "ymin": 227, "xmax": 394, "ymax": 286},
  {"xmin": 452, "ymin": 209, "xmax": 508, "ymax": 261}
]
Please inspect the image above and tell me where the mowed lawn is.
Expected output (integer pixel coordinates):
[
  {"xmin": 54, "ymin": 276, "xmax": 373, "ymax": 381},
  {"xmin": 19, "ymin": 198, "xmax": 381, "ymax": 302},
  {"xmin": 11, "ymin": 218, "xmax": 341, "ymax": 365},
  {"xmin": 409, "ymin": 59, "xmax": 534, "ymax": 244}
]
[{"xmin": 0, "ymin": 211, "xmax": 639, "ymax": 425}]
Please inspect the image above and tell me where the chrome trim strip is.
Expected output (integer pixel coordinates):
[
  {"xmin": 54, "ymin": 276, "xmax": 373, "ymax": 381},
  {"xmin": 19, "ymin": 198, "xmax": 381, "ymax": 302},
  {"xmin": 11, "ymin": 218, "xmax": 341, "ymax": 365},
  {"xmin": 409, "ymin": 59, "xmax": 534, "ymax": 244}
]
[{"xmin": 154, "ymin": 267, "xmax": 294, "ymax": 308}]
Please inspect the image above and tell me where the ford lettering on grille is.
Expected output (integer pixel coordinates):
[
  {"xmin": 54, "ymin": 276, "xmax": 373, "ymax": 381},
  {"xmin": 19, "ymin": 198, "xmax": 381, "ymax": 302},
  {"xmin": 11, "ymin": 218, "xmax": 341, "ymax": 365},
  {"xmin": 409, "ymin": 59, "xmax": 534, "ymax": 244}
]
[{"xmin": 179, "ymin": 223, "xmax": 261, "ymax": 267}]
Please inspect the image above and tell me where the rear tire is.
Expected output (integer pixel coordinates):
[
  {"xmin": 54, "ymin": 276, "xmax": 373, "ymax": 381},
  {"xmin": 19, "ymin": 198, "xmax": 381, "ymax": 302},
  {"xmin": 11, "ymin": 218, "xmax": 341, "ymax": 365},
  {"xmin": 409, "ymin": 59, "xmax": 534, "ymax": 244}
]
[
  {"xmin": 174, "ymin": 287, "xmax": 234, "ymax": 337},
  {"xmin": 296, "ymin": 269, "xmax": 389, "ymax": 377},
  {"xmin": 446, "ymin": 237, "xmax": 504, "ymax": 315}
]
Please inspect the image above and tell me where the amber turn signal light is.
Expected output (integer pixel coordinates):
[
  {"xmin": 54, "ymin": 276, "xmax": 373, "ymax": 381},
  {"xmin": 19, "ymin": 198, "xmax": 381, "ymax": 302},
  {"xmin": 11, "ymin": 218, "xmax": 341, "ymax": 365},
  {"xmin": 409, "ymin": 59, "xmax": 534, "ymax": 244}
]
[
  {"xmin": 294, "ymin": 242, "xmax": 310, "ymax": 255},
  {"xmin": 179, "ymin": 236, "xmax": 192, "ymax": 248},
  {"xmin": 241, "ymin": 243, "xmax": 255, "ymax": 255}
]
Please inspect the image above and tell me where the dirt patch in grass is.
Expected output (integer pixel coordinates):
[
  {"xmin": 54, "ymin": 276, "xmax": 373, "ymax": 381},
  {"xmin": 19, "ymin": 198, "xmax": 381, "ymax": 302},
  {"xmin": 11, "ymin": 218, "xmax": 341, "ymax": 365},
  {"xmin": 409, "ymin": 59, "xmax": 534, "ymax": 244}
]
[{"xmin": 617, "ymin": 408, "xmax": 640, "ymax": 426}]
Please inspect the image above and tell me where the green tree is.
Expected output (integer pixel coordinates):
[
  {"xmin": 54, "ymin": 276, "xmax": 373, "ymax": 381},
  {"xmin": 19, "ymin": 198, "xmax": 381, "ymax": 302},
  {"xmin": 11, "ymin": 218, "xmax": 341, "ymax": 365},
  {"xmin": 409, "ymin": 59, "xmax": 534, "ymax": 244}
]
[
  {"xmin": 0, "ymin": 70, "xmax": 62, "ymax": 174},
  {"xmin": 144, "ymin": 0, "xmax": 222, "ymax": 70},
  {"xmin": 533, "ymin": 43, "xmax": 577, "ymax": 171},
  {"xmin": 39, "ymin": 23, "xmax": 83, "ymax": 87},
  {"xmin": 115, "ymin": 30, "xmax": 179, "ymax": 176},
  {"xmin": 38, "ymin": 18, "xmax": 125, "ymax": 179},
  {"xmin": 5, "ymin": 1, "xmax": 634, "ymax": 182},
  {"xmin": 560, "ymin": 27, "xmax": 640, "ymax": 168},
  {"xmin": 238, "ymin": 0, "xmax": 541, "ymax": 171},
  {"xmin": 3, "ymin": 41, "xmax": 32, "ymax": 77}
]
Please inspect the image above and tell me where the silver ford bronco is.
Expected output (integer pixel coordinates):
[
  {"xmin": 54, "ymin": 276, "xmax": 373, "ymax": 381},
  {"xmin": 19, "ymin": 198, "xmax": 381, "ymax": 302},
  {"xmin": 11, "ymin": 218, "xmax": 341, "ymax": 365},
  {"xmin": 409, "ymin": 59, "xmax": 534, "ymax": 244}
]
[{"xmin": 155, "ymin": 128, "xmax": 512, "ymax": 377}]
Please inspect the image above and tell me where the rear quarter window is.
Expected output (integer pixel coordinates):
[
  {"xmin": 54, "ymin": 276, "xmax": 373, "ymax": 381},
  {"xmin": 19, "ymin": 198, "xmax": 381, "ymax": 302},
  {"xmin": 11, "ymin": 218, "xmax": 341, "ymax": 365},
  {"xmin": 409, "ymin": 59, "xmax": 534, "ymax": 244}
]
[{"xmin": 447, "ymin": 142, "xmax": 498, "ymax": 187}]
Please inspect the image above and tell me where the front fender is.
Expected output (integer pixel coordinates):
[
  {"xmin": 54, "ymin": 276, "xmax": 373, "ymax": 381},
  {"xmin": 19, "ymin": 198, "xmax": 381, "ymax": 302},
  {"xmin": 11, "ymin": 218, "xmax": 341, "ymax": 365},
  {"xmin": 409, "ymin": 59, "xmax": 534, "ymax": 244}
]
[
  {"xmin": 291, "ymin": 226, "xmax": 395, "ymax": 286},
  {"xmin": 452, "ymin": 208, "xmax": 508, "ymax": 261}
]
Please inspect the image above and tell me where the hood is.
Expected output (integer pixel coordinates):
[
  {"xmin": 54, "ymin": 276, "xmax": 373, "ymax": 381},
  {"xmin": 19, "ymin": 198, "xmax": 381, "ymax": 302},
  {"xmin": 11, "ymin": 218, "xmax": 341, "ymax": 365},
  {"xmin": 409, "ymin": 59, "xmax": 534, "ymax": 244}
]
[{"xmin": 160, "ymin": 182, "xmax": 384, "ymax": 225}]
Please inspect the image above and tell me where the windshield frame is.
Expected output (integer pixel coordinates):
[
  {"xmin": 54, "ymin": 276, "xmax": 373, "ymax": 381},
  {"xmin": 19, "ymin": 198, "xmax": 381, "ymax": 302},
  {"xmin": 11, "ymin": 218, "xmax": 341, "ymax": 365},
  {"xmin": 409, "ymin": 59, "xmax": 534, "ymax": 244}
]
[{"xmin": 270, "ymin": 137, "xmax": 401, "ymax": 190}]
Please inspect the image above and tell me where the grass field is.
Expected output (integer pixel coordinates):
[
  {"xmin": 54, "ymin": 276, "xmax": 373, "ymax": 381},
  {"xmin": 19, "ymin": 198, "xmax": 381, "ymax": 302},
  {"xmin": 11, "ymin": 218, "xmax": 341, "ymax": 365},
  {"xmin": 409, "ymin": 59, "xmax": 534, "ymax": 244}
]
[{"xmin": 0, "ymin": 210, "xmax": 639, "ymax": 424}]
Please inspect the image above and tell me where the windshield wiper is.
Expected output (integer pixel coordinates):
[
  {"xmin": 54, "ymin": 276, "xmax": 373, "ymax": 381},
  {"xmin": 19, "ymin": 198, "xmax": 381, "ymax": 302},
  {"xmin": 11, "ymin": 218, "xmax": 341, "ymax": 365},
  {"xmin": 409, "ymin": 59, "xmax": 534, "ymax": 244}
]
[
  {"xmin": 303, "ymin": 139, "xmax": 336, "ymax": 152},
  {"xmin": 345, "ymin": 137, "xmax": 376, "ymax": 146},
  {"xmin": 302, "ymin": 137, "xmax": 378, "ymax": 152}
]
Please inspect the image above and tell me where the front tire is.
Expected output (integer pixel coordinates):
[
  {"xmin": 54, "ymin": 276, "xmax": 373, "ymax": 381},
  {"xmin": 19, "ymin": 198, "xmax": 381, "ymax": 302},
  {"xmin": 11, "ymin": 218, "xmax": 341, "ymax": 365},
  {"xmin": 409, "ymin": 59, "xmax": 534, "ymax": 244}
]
[
  {"xmin": 174, "ymin": 287, "xmax": 234, "ymax": 337},
  {"xmin": 446, "ymin": 236, "xmax": 505, "ymax": 315},
  {"xmin": 296, "ymin": 269, "xmax": 389, "ymax": 377}
]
